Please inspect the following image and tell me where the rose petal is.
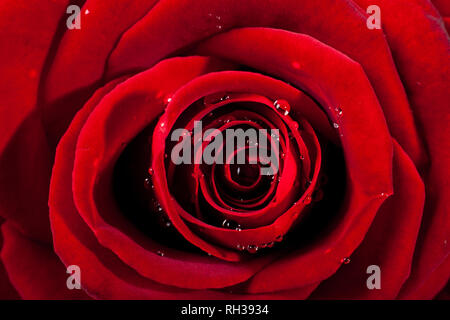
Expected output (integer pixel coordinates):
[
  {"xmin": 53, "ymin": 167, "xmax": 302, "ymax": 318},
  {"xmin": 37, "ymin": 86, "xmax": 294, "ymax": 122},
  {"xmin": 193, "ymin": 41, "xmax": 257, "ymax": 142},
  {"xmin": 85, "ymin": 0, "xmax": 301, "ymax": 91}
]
[
  {"xmin": 44, "ymin": 0, "xmax": 159, "ymax": 103},
  {"xmin": 310, "ymin": 140, "xmax": 425, "ymax": 299},
  {"xmin": 354, "ymin": 0, "xmax": 450, "ymax": 298},
  {"xmin": 1, "ymin": 222, "xmax": 90, "ymax": 300},
  {"xmin": 0, "ymin": 0, "xmax": 71, "ymax": 242}
]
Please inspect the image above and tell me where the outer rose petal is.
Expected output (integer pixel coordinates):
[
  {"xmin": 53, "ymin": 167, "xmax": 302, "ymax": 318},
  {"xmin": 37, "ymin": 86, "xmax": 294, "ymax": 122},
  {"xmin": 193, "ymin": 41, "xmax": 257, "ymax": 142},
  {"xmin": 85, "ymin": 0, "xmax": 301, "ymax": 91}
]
[
  {"xmin": 0, "ymin": 219, "xmax": 20, "ymax": 299},
  {"xmin": 431, "ymin": 0, "xmax": 450, "ymax": 32},
  {"xmin": 354, "ymin": 0, "xmax": 450, "ymax": 298},
  {"xmin": 44, "ymin": 0, "xmax": 159, "ymax": 102},
  {"xmin": 436, "ymin": 281, "xmax": 450, "ymax": 300},
  {"xmin": 0, "ymin": 0, "xmax": 69, "ymax": 242},
  {"xmin": 1, "ymin": 222, "xmax": 89, "ymax": 300},
  {"xmin": 310, "ymin": 141, "xmax": 425, "ymax": 299}
]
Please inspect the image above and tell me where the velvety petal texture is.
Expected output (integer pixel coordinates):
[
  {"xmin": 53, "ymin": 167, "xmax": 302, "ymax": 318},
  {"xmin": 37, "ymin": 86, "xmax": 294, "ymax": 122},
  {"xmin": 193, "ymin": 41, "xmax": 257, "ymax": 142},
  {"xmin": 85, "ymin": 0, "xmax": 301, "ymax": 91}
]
[{"xmin": 0, "ymin": 0, "xmax": 448, "ymax": 299}]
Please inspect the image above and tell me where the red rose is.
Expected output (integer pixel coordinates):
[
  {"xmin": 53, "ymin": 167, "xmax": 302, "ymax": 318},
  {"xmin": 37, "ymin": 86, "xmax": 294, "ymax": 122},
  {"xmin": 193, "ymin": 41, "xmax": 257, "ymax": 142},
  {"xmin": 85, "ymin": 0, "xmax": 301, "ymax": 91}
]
[{"xmin": 0, "ymin": 0, "xmax": 449, "ymax": 299}]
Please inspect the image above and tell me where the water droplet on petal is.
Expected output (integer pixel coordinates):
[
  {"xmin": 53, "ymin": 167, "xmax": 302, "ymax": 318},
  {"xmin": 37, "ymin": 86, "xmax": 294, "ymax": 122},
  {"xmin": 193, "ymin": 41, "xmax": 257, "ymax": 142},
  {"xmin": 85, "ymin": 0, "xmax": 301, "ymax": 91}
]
[
  {"xmin": 156, "ymin": 250, "xmax": 165, "ymax": 257},
  {"xmin": 144, "ymin": 177, "xmax": 152, "ymax": 189},
  {"xmin": 304, "ymin": 179, "xmax": 312, "ymax": 189},
  {"xmin": 236, "ymin": 244, "xmax": 245, "ymax": 251},
  {"xmin": 203, "ymin": 92, "xmax": 229, "ymax": 106},
  {"xmin": 222, "ymin": 219, "xmax": 230, "ymax": 228},
  {"xmin": 333, "ymin": 122, "xmax": 340, "ymax": 129},
  {"xmin": 274, "ymin": 99, "xmax": 291, "ymax": 116},
  {"xmin": 335, "ymin": 107, "xmax": 343, "ymax": 116},
  {"xmin": 304, "ymin": 194, "xmax": 312, "ymax": 205},
  {"xmin": 85, "ymin": 9, "xmax": 90, "ymax": 15},
  {"xmin": 165, "ymin": 221, "xmax": 171, "ymax": 227},
  {"xmin": 247, "ymin": 245, "xmax": 259, "ymax": 253},
  {"xmin": 341, "ymin": 257, "xmax": 351, "ymax": 264},
  {"xmin": 148, "ymin": 168, "xmax": 154, "ymax": 176}
]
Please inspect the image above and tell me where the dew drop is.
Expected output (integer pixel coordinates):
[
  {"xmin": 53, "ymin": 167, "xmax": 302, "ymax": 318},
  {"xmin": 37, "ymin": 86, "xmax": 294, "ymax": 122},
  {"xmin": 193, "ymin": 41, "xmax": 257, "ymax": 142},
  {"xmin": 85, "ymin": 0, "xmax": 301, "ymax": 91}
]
[
  {"xmin": 247, "ymin": 245, "xmax": 259, "ymax": 254},
  {"xmin": 85, "ymin": 9, "xmax": 90, "ymax": 15},
  {"xmin": 379, "ymin": 192, "xmax": 389, "ymax": 198},
  {"xmin": 148, "ymin": 168, "xmax": 154, "ymax": 176},
  {"xmin": 333, "ymin": 122, "xmax": 340, "ymax": 129},
  {"xmin": 236, "ymin": 244, "xmax": 245, "ymax": 251},
  {"xmin": 203, "ymin": 92, "xmax": 228, "ymax": 106},
  {"xmin": 304, "ymin": 194, "xmax": 312, "ymax": 205},
  {"xmin": 165, "ymin": 221, "xmax": 171, "ymax": 227},
  {"xmin": 304, "ymin": 179, "xmax": 312, "ymax": 189},
  {"xmin": 156, "ymin": 250, "xmax": 165, "ymax": 257},
  {"xmin": 341, "ymin": 257, "xmax": 351, "ymax": 264},
  {"xmin": 335, "ymin": 107, "xmax": 343, "ymax": 116},
  {"xmin": 274, "ymin": 99, "xmax": 291, "ymax": 116},
  {"xmin": 144, "ymin": 177, "xmax": 152, "ymax": 189},
  {"xmin": 222, "ymin": 219, "xmax": 230, "ymax": 228}
]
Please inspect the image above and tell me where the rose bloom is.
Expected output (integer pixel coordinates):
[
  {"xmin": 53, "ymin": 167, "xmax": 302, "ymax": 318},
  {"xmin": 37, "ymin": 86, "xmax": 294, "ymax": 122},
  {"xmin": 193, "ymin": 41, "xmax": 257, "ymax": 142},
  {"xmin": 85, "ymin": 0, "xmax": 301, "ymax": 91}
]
[{"xmin": 0, "ymin": 0, "xmax": 449, "ymax": 300}]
